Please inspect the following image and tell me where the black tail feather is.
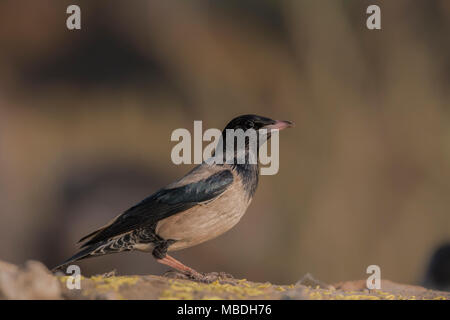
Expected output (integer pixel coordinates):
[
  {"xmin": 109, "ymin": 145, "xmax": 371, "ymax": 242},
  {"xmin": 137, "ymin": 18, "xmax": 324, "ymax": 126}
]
[
  {"xmin": 78, "ymin": 229, "xmax": 102, "ymax": 244},
  {"xmin": 51, "ymin": 243, "xmax": 102, "ymax": 272}
]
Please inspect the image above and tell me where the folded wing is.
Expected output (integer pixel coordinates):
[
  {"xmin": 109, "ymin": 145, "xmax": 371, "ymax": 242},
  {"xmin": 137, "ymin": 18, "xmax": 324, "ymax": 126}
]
[{"xmin": 79, "ymin": 168, "xmax": 233, "ymax": 247}]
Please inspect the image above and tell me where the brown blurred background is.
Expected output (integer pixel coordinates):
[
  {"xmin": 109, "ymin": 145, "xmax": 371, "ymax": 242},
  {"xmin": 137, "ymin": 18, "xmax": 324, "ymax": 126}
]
[{"xmin": 0, "ymin": 0, "xmax": 449, "ymax": 285}]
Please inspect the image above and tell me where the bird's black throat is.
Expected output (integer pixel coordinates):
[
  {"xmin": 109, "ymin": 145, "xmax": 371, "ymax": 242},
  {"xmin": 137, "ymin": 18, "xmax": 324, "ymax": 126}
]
[
  {"xmin": 216, "ymin": 131, "xmax": 265, "ymax": 199},
  {"xmin": 232, "ymin": 162, "xmax": 259, "ymax": 199}
]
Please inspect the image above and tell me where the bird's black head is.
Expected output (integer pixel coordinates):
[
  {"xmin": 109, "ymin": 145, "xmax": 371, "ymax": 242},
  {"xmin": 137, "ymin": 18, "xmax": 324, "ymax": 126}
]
[
  {"xmin": 223, "ymin": 114, "xmax": 293, "ymax": 133},
  {"xmin": 217, "ymin": 114, "xmax": 293, "ymax": 158},
  {"xmin": 216, "ymin": 114, "xmax": 293, "ymax": 198}
]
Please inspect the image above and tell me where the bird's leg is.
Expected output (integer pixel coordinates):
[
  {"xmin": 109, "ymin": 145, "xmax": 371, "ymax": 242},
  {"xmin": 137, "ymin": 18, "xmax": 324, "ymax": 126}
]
[
  {"xmin": 153, "ymin": 241, "xmax": 204, "ymax": 280},
  {"xmin": 157, "ymin": 255, "xmax": 203, "ymax": 280}
]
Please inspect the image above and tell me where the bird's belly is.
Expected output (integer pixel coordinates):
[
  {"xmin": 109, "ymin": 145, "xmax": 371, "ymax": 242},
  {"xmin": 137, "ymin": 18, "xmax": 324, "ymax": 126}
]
[{"xmin": 155, "ymin": 191, "xmax": 251, "ymax": 251}]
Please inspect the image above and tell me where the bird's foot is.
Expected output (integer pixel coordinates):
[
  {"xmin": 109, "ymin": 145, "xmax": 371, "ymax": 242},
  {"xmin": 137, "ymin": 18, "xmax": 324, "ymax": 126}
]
[
  {"xmin": 163, "ymin": 270, "xmax": 234, "ymax": 283},
  {"xmin": 161, "ymin": 269, "xmax": 205, "ymax": 281},
  {"xmin": 163, "ymin": 270, "xmax": 191, "ymax": 280},
  {"xmin": 162, "ymin": 269, "xmax": 205, "ymax": 282},
  {"xmin": 191, "ymin": 271, "xmax": 235, "ymax": 284}
]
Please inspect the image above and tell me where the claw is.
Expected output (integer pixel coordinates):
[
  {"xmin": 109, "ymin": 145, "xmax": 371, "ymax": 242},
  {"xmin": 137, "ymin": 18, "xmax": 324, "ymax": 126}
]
[{"xmin": 190, "ymin": 271, "xmax": 235, "ymax": 283}]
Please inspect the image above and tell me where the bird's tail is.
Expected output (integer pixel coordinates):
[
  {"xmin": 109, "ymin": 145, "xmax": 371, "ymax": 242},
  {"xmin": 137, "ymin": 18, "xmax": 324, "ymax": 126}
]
[{"xmin": 51, "ymin": 243, "xmax": 104, "ymax": 272}]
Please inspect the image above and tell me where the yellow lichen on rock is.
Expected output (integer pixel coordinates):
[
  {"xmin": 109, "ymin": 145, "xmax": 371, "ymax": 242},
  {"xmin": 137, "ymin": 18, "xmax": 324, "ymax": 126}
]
[
  {"xmin": 89, "ymin": 275, "xmax": 139, "ymax": 292},
  {"xmin": 159, "ymin": 278, "xmax": 280, "ymax": 300},
  {"xmin": 1, "ymin": 260, "xmax": 448, "ymax": 300}
]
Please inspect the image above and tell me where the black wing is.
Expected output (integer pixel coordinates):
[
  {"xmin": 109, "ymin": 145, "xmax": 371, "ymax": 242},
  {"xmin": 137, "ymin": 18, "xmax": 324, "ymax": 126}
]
[{"xmin": 80, "ymin": 169, "xmax": 233, "ymax": 247}]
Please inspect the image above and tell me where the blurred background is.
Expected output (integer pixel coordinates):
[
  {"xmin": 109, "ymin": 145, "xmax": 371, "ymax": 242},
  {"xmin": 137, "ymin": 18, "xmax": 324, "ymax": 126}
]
[{"xmin": 0, "ymin": 0, "xmax": 449, "ymax": 286}]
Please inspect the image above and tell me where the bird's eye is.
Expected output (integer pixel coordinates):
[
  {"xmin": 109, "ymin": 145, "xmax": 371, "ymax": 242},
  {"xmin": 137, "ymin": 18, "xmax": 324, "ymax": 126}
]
[{"xmin": 245, "ymin": 120, "xmax": 254, "ymax": 128}]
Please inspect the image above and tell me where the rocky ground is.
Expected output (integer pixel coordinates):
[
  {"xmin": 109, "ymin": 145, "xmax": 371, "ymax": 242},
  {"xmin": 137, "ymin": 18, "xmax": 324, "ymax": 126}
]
[{"xmin": 0, "ymin": 260, "xmax": 448, "ymax": 300}]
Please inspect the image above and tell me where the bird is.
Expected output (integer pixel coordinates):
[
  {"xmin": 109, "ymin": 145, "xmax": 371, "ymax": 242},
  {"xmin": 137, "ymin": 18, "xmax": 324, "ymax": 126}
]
[{"xmin": 53, "ymin": 114, "xmax": 293, "ymax": 281}]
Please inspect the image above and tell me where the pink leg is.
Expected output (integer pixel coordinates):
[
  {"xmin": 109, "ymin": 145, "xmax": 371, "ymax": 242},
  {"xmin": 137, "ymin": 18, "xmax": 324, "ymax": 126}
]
[{"xmin": 157, "ymin": 255, "xmax": 203, "ymax": 279}]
